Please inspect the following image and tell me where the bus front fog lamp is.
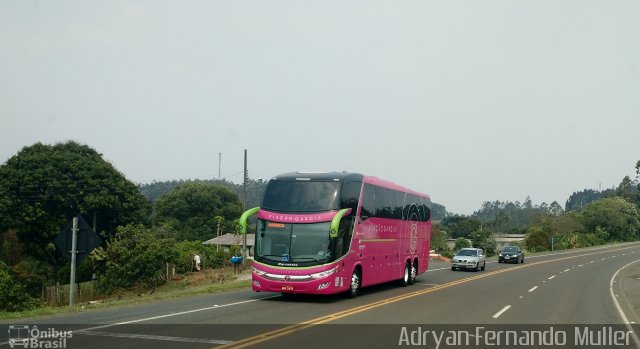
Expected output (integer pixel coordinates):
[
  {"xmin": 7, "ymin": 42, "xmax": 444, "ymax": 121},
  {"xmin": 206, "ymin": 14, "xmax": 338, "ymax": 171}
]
[{"xmin": 317, "ymin": 282, "xmax": 330, "ymax": 290}]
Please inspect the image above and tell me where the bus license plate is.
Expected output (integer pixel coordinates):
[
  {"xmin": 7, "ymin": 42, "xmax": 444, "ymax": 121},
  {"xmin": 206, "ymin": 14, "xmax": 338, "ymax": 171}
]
[{"xmin": 281, "ymin": 285, "xmax": 294, "ymax": 291}]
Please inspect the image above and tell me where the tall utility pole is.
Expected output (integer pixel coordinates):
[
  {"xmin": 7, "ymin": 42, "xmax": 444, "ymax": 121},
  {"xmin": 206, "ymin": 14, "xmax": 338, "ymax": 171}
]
[
  {"xmin": 243, "ymin": 149, "xmax": 248, "ymax": 260},
  {"xmin": 69, "ymin": 217, "xmax": 78, "ymax": 306},
  {"xmin": 218, "ymin": 153, "xmax": 222, "ymax": 180}
]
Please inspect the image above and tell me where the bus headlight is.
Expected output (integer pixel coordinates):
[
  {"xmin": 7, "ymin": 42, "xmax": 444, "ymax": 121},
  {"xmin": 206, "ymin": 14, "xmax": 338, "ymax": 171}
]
[
  {"xmin": 253, "ymin": 267, "xmax": 267, "ymax": 276},
  {"xmin": 310, "ymin": 266, "xmax": 339, "ymax": 280}
]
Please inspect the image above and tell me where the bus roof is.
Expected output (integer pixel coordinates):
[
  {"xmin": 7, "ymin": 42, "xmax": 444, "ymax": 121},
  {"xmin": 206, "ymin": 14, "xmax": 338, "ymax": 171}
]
[
  {"xmin": 270, "ymin": 172, "xmax": 430, "ymax": 199},
  {"xmin": 271, "ymin": 171, "xmax": 364, "ymax": 182}
]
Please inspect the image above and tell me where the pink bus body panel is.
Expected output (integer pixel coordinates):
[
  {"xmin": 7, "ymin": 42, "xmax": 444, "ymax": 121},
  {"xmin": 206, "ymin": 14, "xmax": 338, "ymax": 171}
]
[{"xmin": 251, "ymin": 179, "xmax": 431, "ymax": 295}]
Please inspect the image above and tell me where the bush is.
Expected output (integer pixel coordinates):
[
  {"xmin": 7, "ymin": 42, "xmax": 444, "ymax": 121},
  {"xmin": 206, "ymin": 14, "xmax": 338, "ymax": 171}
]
[
  {"xmin": 0, "ymin": 262, "xmax": 40, "ymax": 312},
  {"xmin": 173, "ymin": 241, "xmax": 225, "ymax": 273},
  {"xmin": 453, "ymin": 237, "xmax": 471, "ymax": 251},
  {"xmin": 524, "ymin": 226, "xmax": 551, "ymax": 252},
  {"xmin": 93, "ymin": 224, "xmax": 175, "ymax": 294}
]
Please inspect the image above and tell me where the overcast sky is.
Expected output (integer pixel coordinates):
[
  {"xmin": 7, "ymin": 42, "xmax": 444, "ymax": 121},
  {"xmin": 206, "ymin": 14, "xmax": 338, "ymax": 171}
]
[{"xmin": 1, "ymin": 1, "xmax": 639, "ymax": 215}]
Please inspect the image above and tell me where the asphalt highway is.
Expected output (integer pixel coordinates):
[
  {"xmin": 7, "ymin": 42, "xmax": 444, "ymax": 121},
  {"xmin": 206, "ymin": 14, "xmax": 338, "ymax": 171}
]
[{"xmin": 3, "ymin": 242, "xmax": 640, "ymax": 349}]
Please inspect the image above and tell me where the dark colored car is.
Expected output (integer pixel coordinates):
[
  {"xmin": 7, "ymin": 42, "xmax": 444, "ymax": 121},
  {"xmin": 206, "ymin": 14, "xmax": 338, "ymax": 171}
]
[{"xmin": 498, "ymin": 245, "xmax": 524, "ymax": 264}]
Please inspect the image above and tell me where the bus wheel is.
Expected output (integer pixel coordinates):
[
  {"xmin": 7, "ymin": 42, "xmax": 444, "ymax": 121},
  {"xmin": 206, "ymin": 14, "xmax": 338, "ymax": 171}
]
[
  {"xmin": 400, "ymin": 262, "xmax": 410, "ymax": 287},
  {"xmin": 408, "ymin": 260, "xmax": 417, "ymax": 285},
  {"xmin": 346, "ymin": 269, "xmax": 361, "ymax": 298}
]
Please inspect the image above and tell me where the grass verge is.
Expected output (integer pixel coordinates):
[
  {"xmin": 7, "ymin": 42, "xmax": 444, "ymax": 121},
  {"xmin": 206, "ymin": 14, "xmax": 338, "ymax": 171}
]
[{"xmin": 0, "ymin": 268, "xmax": 252, "ymax": 322}]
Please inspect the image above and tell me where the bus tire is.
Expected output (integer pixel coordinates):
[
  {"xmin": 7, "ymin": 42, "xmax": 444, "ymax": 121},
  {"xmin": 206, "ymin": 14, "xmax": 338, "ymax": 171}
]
[
  {"xmin": 346, "ymin": 268, "xmax": 361, "ymax": 298},
  {"xmin": 409, "ymin": 260, "xmax": 417, "ymax": 285},
  {"xmin": 400, "ymin": 262, "xmax": 411, "ymax": 287}
]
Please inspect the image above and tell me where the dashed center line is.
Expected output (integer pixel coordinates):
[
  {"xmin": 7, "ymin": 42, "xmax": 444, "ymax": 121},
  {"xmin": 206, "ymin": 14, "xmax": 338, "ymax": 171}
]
[
  {"xmin": 564, "ymin": 269, "xmax": 570, "ymax": 272},
  {"xmin": 492, "ymin": 305, "xmax": 512, "ymax": 319},
  {"xmin": 528, "ymin": 286, "xmax": 538, "ymax": 293},
  {"xmin": 548, "ymin": 275, "xmax": 556, "ymax": 280}
]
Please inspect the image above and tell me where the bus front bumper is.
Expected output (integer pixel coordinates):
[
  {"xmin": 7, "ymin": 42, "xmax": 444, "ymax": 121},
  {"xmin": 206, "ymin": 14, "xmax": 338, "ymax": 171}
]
[{"xmin": 251, "ymin": 272, "xmax": 347, "ymax": 295}]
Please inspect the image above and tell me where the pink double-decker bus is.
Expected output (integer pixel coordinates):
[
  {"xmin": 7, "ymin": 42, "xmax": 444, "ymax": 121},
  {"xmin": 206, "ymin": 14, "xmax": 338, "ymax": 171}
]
[{"xmin": 239, "ymin": 172, "xmax": 431, "ymax": 298}]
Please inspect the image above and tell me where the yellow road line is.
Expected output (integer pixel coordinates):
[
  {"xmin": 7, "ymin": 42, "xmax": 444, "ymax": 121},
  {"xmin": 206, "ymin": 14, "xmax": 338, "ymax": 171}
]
[{"xmin": 216, "ymin": 243, "xmax": 640, "ymax": 349}]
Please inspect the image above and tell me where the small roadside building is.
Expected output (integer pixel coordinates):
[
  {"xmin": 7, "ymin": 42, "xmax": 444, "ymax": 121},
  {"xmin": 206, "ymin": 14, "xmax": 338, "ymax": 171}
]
[
  {"xmin": 203, "ymin": 233, "xmax": 255, "ymax": 257},
  {"xmin": 493, "ymin": 233, "xmax": 526, "ymax": 250}
]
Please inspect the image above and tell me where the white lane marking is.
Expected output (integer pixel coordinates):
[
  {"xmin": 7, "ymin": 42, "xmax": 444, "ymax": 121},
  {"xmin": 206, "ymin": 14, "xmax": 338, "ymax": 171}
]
[
  {"xmin": 609, "ymin": 260, "xmax": 640, "ymax": 348},
  {"xmin": 428, "ymin": 267, "xmax": 449, "ymax": 271},
  {"xmin": 528, "ymin": 286, "xmax": 538, "ymax": 293},
  {"xmin": 578, "ymin": 264, "xmax": 583, "ymax": 267},
  {"xmin": 601, "ymin": 258, "xmax": 607, "ymax": 261},
  {"xmin": 116, "ymin": 296, "xmax": 281, "ymax": 325},
  {"xmin": 492, "ymin": 305, "xmax": 512, "ymax": 319},
  {"xmin": 548, "ymin": 275, "xmax": 556, "ymax": 280},
  {"xmin": 564, "ymin": 269, "xmax": 570, "ymax": 272},
  {"xmin": 511, "ymin": 243, "xmax": 635, "ymax": 260},
  {"xmin": 77, "ymin": 295, "xmax": 281, "ymax": 332},
  {"xmin": 74, "ymin": 330, "xmax": 233, "ymax": 344}
]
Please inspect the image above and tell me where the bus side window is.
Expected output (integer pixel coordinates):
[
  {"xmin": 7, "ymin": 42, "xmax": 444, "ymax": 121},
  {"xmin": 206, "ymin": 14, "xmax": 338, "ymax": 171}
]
[{"xmin": 336, "ymin": 216, "xmax": 354, "ymax": 258}]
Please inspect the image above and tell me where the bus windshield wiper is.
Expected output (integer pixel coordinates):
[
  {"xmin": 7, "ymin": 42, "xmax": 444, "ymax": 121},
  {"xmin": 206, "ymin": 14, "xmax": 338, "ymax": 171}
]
[
  {"xmin": 258, "ymin": 254, "xmax": 290, "ymax": 261},
  {"xmin": 292, "ymin": 257, "xmax": 325, "ymax": 263}
]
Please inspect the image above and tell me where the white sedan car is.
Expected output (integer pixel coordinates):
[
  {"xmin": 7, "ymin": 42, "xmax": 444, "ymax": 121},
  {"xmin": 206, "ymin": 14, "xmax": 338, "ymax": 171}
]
[{"xmin": 451, "ymin": 248, "xmax": 486, "ymax": 272}]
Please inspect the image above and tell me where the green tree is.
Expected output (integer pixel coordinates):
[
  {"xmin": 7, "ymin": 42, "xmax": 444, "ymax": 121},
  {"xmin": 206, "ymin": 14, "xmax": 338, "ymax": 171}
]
[
  {"xmin": 580, "ymin": 197, "xmax": 640, "ymax": 242},
  {"xmin": 0, "ymin": 142, "xmax": 150, "ymax": 266},
  {"xmin": 431, "ymin": 202, "xmax": 450, "ymax": 221},
  {"xmin": 617, "ymin": 176, "xmax": 633, "ymax": 197},
  {"xmin": 154, "ymin": 182, "xmax": 243, "ymax": 241},
  {"xmin": 471, "ymin": 229, "xmax": 496, "ymax": 256},
  {"xmin": 430, "ymin": 225, "xmax": 448, "ymax": 253},
  {"xmin": 140, "ymin": 178, "xmax": 267, "ymax": 209},
  {"xmin": 549, "ymin": 201, "xmax": 564, "ymax": 216},
  {"xmin": 453, "ymin": 237, "xmax": 471, "ymax": 251},
  {"xmin": 93, "ymin": 224, "xmax": 175, "ymax": 294},
  {"xmin": 524, "ymin": 226, "xmax": 551, "ymax": 252},
  {"xmin": 441, "ymin": 215, "xmax": 481, "ymax": 239},
  {"xmin": 0, "ymin": 262, "xmax": 40, "ymax": 312}
]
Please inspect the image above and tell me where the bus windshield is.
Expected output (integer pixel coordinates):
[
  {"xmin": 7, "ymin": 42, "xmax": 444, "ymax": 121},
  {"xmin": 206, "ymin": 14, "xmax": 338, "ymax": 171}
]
[
  {"xmin": 255, "ymin": 219, "xmax": 332, "ymax": 265},
  {"xmin": 262, "ymin": 180, "xmax": 340, "ymax": 212}
]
